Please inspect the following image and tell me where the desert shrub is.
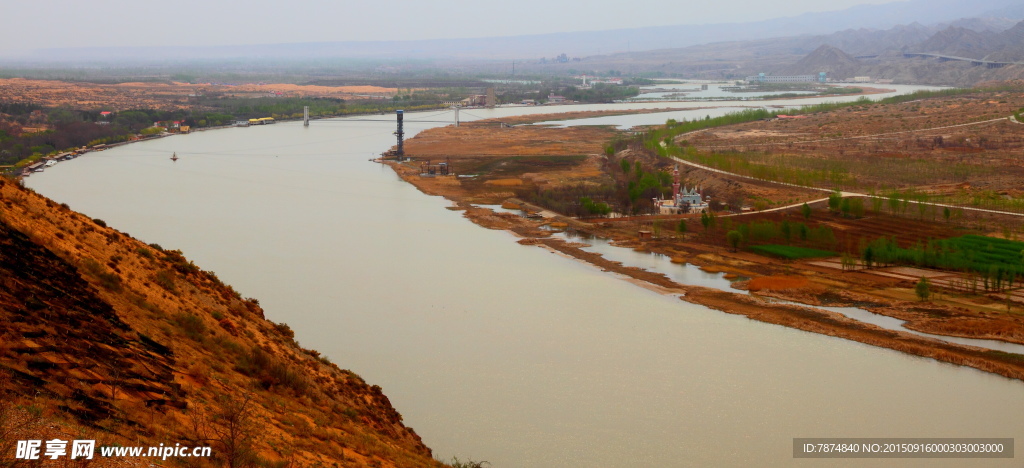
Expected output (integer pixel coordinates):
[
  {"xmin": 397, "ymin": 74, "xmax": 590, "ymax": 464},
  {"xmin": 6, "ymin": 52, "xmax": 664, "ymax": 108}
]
[
  {"xmin": 187, "ymin": 363, "xmax": 209, "ymax": 385},
  {"xmin": 163, "ymin": 249, "xmax": 200, "ymax": 275},
  {"xmin": 449, "ymin": 458, "xmax": 490, "ymax": 468},
  {"xmin": 173, "ymin": 312, "xmax": 207, "ymax": 342},
  {"xmin": 153, "ymin": 270, "xmax": 177, "ymax": 294},
  {"xmin": 97, "ymin": 272, "xmax": 122, "ymax": 291},
  {"xmin": 273, "ymin": 322, "xmax": 295, "ymax": 340},
  {"xmin": 235, "ymin": 347, "xmax": 308, "ymax": 395},
  {"xmin": 81, "ymin": 258, "xmax": 122, "ymax": 291}
]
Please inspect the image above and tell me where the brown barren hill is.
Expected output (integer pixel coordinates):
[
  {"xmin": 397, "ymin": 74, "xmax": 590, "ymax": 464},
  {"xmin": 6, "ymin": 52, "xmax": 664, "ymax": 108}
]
[{"xmin": 0, "ymin": 177, "xmax": 442, "ymax": 468}]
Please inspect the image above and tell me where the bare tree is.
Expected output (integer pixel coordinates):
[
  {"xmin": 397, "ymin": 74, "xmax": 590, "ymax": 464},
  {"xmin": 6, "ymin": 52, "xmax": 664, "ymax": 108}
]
[{"xmin": 210, "ymin": 393, "xmax": 259, "ymax": 468}]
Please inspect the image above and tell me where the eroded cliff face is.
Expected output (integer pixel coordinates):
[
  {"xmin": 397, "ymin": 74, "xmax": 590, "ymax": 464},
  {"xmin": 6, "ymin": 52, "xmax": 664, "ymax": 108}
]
[{"xmin": 0, "ymin": 176, "xmax": 442, "ymax": 468}]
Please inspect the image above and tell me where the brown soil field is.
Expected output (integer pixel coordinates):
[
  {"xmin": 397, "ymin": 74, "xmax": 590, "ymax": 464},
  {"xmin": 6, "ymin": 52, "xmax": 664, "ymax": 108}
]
[
  {"xmin": 404, "ymin": 122, "xmax": 614, "ymax": 158},
  {"xmin": 682, "ymin": 88, "xmax": 1024, "ymax": 197},
  {"xmin": 389, "ymin": 105, "xmax": 1024, "ymax": 382},
  {"xmin": 0, "ymin": 78, "xmax": 397, "ymax": 111},
  {"xmin": 747, "ymin": 275, "xmax": 811, "ymax": 291},
  {"xmin": 491, "ymin": 107, "xmax": 703, "ymax": 125}
]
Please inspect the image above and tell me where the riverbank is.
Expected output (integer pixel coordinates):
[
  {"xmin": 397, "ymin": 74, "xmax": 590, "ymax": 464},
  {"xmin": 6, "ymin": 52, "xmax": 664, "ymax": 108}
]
[
  {"xmin": 386, "ymin": 110, "xmax": 1024, "ymax": 382},
  {"xmin": 26, "ymin": 99, "xmax": 1024, "ymax": 466}
]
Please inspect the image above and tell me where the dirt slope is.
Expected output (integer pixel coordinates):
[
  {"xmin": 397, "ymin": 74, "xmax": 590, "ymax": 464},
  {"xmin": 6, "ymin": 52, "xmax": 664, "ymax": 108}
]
[{"xmin": 0, "ymin": 177, "xmax": 442, "ymax": 467}]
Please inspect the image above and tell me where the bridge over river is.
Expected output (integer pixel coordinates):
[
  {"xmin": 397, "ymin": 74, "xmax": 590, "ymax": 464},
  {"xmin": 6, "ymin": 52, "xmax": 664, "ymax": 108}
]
[{"xmin": 902, "ymin": 52, "xmax": 1021, "ymax": 68}]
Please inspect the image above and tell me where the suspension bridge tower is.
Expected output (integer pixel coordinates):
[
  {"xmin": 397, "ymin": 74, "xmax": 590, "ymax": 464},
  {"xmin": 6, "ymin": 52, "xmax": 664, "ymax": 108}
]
[{"xmin": 394, "ymin": 110, "xmax": 405, "ymax": 160}]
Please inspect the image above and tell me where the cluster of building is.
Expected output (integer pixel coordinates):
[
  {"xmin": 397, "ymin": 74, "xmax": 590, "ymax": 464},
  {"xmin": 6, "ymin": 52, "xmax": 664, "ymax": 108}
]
[
  {"xmin": 573, "ymin": 75, "xmax": 625, "ymax": 89},
  {"xmin": 19, "ymin": 149, "xmax": 87, "ymax": 176},
  {"xmin": 538, "ymin": 53, "xmax": 580, "ymax": 64},
  {"xmin": 442, "ymin": 88, "xmax": 498, "ymax": 108},
  {"xmin": 153, "ymin": 120, "xmax": 192, "ymax": 133}
]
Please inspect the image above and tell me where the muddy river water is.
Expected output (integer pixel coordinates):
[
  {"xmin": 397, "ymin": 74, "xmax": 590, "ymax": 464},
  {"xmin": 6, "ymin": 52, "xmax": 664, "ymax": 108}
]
[{"xmin": 27, "ymin": 87, "xmax": 1024, "ymax": 467}]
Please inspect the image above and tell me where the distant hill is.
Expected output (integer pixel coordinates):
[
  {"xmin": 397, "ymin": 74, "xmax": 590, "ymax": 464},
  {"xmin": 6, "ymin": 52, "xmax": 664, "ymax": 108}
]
[
  {"xmin": 0, "ymin": 176, "xmax": 441, "ymax": 467},
  {"xmin": 789, "ymin": 45, "xmax": 862, "ymax": 79},
  {"xmin": 803, "ymin": 23, "xmax": 939, "ymax": 56},
  {"xmin": 947, "ymin": 17, "xmax": 1021, "ymax": 33},
  {"xmin": 873, "ymin": 19, "xmax": 1024, "ymax": 64},
  {"xmin": 988, "ymin": 21, "xmax": 1024, "ymax": 61},
  {"xmin": 913, "ymin": 26, "xmax": 1003, "ymax": 58}
]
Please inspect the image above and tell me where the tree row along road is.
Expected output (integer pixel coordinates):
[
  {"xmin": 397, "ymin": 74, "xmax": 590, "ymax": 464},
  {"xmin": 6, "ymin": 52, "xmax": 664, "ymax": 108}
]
[{"xmin": 666, "ymin": 114, "xmax": 1024, "ymax": 218}]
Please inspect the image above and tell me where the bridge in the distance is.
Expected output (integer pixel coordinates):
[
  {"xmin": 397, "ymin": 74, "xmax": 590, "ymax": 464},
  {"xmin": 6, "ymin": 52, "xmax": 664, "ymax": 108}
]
[{"xmin": 902, "ymin": 52, "xmax": 1019, "ymax": 68}]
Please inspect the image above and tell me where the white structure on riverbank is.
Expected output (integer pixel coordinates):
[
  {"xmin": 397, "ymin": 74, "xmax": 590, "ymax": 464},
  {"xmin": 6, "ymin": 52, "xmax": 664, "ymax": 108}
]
[{"xmin": 654, "ymin": 165, "xmax": 708, "ymax": 214}]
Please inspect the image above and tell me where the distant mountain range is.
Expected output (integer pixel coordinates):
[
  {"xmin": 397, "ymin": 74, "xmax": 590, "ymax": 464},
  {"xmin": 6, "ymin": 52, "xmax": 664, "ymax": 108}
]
[
  {"xmin": 911, "ymin": 21, "xmax": 1024, "ymax": 60},
  {"xmin": 3, "ymin": 0, "xmax": 1023, "ymax": 87},
  {"xmin": 778, "ymin": 19, "xmax": 1024, "ymax": 84},
  {"xmin": 507, "ymin": 15, "xmax": 1024, "ymax": 86},
  {"xmin": 7, "ymin": 0, "xmax": 1023, "ymax": 63}
]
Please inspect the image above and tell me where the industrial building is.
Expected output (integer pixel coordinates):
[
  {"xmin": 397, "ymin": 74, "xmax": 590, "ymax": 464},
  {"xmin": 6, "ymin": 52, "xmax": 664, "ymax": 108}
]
[{"xmin": 745, "ymin": 72, "xmax": 827, "ymax": 83}]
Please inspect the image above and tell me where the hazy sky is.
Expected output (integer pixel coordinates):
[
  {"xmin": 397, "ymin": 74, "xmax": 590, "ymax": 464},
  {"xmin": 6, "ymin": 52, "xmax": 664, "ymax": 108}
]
[{"xmin": 2, "ymin": 0, "xmax": 900, "ymax": 54}]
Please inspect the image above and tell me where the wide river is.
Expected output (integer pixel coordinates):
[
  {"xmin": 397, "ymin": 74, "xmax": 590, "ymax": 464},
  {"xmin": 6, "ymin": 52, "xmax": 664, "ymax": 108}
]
[{"xmin": 29, "ymin": 86, "xmax": 1024, "ymax": 467}]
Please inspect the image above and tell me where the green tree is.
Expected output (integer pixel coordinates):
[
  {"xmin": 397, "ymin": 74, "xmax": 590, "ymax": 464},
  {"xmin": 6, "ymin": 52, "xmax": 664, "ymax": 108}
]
[
  {"xmin": 850, "ymin": 197, "xmax": 865, "ymax": 219},
  {"xmin": 47, "ymin": 108, "xmax": 77, "ymax": 124},
  {"xmin": 801, "ymin": 202, "xmax": 812, "ymax": 220},
  {"xmin": 862, "ymin": 245, "xmax": 875, "ymax": 268},
  {"xmin": 677, "ymin": 219, "xmax": 688, "ymax": 233},
  {"xmin": 841, "ymin": 252, "xmax": 856, "ymax": 271},
  {"xmin": 888, "ymin": 194, "xmax": 900, "ymax": 214},
  {"xmin": 943, "ymin": 206, "xmax": 951, "ymax": 223},
  {"xmin": 915, "ymin": 276, "xmax": 931, "ymax": 301},
  {"xmin": 828, "ymin": 191, "xmax": 842, "ymax": 212},
  {"xmin": 620, "ymin": 159, "xmax": 631, "ymax": 173},
  {"xmin": 726, "ymin": 230, "xmax": 743, "ymax": 252},
  {"xmin": 700, "ymin": 212, "xmax": 711, "ymax": 232}
]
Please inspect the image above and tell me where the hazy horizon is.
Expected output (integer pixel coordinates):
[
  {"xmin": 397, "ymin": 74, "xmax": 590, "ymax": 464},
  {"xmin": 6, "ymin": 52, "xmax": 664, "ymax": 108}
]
[{"xmin": 4, "ymin": 0, "xmax": 903, "ymax": 55}]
